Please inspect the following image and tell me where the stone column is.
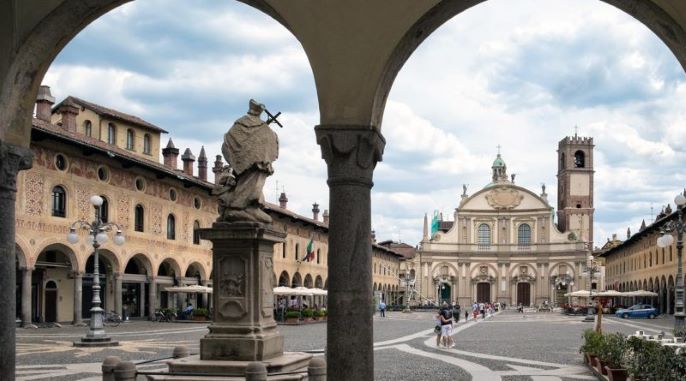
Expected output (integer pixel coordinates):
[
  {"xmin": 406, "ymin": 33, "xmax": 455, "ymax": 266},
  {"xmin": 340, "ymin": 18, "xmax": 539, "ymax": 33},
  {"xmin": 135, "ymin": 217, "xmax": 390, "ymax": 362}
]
[
  {"xmin": 315, "ymin": 126, "xmax": 384, "ymax": 381},
  {"xmin": 73, "ymin": 272, "xmax": 83, "ymax": 325},
  {"xmin": 202, "ymin": 281, "xmax": 209, "ymax": 309},
  {"xmin": 148, "ymin": 277, "xmax": 156, "ymax": 319},
  {"xmin": 114, "ymin": 273, "xmax": 122, "ymax": 317},
  {"xmin": 21, "ymin": 268, "xmax": 34, "ymax": 328},
  {"xmin": 0, "ymin": 142, "xmax": 33, "ymax": 380}
]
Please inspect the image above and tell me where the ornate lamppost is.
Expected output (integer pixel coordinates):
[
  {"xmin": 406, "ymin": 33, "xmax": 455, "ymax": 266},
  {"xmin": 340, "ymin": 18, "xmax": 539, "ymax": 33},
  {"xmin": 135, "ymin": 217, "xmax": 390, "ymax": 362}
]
[
  {"xmin": 656, "ymin": 192, "xmax": 686, "ymax": 333},
  {"xmin": 69, "ymin": 195, "xmax": 124, "ymax": 347},
  {"xmin": 583, "ymin": 253, "xmax": 600, "ymax": 323}
]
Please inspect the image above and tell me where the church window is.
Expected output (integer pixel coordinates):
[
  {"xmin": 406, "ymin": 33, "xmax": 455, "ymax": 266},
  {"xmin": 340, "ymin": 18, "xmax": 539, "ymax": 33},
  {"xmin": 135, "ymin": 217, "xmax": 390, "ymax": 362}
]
[
  {"xmin": 560, "ymin": 153, "xmax": 565, "ymax": 170},
  {"xmin": 574, "ymin": 150, "xmax": 585, "ymax": 168},
  {"xmin": 518, "ymin": 224, "xmax": 531, "ymax": 246},
  {"xmin": 478, "ymin": 224, "xmax": 491, "ymax": 248}
]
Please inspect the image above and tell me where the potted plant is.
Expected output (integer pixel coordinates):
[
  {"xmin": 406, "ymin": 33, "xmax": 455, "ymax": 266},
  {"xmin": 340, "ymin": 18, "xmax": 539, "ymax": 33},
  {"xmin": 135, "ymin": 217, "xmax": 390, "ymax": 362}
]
[
  {"xmin": 598, "ymin": 333, "xmax": 628, "ymax": 381},
  {"xmin": 580, "ymin": 329, "xmax": 603, "ymax": 366},
  {"xmin": 320, "ymin": 308, "xmax": 327, "ymax": 321},
  {"xmin": 285, "ymin": 310, "xmax": 301, "ymax": 324},
  {"xmin": 302, "ymin": 308, "xmax": 314, "ymax": 322},
  {"xmin": 193, "ymin": 308, "xmax": 209, "ymax": 321}
]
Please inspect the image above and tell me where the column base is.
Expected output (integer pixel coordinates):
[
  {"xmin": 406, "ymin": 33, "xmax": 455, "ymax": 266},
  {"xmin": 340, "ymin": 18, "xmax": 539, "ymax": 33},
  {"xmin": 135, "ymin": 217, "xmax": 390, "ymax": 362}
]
[
  {"xmin": 157, "ymin": 352, "xmax": 312, "ymax": 380},
  {"xmin": 200, "ymin": 328, "xmax": 283, "ymax": 361},
  {"xmin": 73, "ymin": 336, "xmax": 119, "ymax": 347}
]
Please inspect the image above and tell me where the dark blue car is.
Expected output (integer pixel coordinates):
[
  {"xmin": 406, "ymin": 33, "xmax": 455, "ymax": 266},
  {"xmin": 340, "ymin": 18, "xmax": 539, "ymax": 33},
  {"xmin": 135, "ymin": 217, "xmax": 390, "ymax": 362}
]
[{"xmin": 615, "ymin": 304, "xmax": 658, "ymax": 319}]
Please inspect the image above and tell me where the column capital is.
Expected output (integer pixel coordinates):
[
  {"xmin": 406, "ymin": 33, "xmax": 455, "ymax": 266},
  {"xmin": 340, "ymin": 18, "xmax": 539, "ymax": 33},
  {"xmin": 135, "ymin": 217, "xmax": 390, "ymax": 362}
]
[
  {"xmin": 315, "ymin": 125, "xmax": 385, "ymax": 188},
  {"xmin": 0, "ymin": 141, "xmax": 33, "ymax": 193}
]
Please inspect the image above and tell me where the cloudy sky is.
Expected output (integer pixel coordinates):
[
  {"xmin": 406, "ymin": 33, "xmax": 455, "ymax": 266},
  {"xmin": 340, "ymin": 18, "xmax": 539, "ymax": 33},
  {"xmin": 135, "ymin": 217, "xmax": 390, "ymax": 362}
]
[{"xmin": 44, "ymin": 0, "xmax": 686, "ymax": 247}]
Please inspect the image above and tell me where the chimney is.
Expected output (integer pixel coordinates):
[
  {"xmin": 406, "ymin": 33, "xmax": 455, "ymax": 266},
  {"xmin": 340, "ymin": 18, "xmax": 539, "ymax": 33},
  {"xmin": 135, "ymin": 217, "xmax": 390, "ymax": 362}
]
[
  {"xmin": 162, "ymin": 139, "xmax": 179, "ymax": 169},
  {"xmin": 323, "ymin": 209, "xmax": 329, "ymax": 225},
  {"xmin": 35, "ymin": 85, "xmax": 55, "ymax": 122},
  {"xmin": 371, "ymin": 230, "xmax": 376, "ymax": 243},
  {"xmin": 312, "ymin": 202, "xmax": 320, "ymax": 221},
  {"xmin": 181, "ymin": 148, "xmax": 196, "ymax": 176},
  {"xmin": 279, "ymin": 192, "xmax": 288, "ymax": 209},
  {"xmin": 197, "ymin": 146, "xmax": 208, "ymax": 181},
  {"xmin": 612, "ymin": 233, "xmax": 617, "ymax": 241},
  {"xmin": 212, "ymin": 155, "xmax": 223, "ymax": 184},
  {"xmin": 55, "ymin": 98, "xmax": 79, "ymax": 132}
]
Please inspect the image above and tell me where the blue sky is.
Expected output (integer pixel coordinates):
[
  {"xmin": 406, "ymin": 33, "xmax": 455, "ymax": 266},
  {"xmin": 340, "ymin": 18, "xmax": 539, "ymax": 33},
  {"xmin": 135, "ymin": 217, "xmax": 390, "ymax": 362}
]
[{"xmin": 44, "ymin": 0, "xmax": 686, "ymax": 247}]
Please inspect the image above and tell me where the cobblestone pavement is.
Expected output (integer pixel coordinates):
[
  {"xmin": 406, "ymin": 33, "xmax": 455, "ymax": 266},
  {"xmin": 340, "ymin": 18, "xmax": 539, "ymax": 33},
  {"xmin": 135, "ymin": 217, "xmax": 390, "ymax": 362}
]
[{"xmin": 15, "ymin": 310, "xmax": 675, "ymax": 380}]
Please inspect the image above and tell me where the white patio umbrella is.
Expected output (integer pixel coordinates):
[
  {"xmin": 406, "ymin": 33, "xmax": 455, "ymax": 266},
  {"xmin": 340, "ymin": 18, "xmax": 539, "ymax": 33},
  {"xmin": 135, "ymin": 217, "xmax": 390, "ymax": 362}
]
[
  {"xmin": 273, "ymin": 286, "xmax": 297, "ymax": 296},
  {"xmin": 310, "ymin": 288, "xmax": 328, "ymax": 296},
  {"xmin": 624, "ymin": 290, "xmax": 658, "ymax": 296},
  {"xmin": 565, "ymin": 290, "xmax": 591, "ymax": 297},
  {"xmin": 595, "ymin": 290, "xmax": 624, "ymax": 297},
  {"xmin": 164, "ymin": 285, "xmax": 213, "ymax": 294}
]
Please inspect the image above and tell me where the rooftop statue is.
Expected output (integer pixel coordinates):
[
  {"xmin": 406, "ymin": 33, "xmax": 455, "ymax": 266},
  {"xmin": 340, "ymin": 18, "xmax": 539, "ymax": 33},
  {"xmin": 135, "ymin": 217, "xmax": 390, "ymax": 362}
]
[{"xmin": 213, "ymin": 99, "xmax": 279, "ymax": 224}]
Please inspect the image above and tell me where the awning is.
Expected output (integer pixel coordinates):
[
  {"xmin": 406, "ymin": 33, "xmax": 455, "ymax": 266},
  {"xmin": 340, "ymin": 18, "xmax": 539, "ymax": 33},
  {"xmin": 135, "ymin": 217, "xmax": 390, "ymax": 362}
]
[
  {"xmin": 272, "ymin": 286, "xmax": 328, "ymax": 296},
  {"xmin": 623, "ymin": 290, "xmax": 658, "ymax": 297}
]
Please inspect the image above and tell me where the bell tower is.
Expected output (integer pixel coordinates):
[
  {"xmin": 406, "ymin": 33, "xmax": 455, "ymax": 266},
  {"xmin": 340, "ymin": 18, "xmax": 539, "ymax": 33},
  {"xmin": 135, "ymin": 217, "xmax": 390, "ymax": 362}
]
[{"xmin": 557, "ymin": 132, "xmax": 595, "ymax": 244}]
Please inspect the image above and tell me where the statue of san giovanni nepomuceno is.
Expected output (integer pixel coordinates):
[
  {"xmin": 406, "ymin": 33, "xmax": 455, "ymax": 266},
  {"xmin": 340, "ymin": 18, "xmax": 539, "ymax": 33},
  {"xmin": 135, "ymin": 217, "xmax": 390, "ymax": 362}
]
[{"xmin": 213, "ymin": 99, "xmax": 278, "ymax": 224}]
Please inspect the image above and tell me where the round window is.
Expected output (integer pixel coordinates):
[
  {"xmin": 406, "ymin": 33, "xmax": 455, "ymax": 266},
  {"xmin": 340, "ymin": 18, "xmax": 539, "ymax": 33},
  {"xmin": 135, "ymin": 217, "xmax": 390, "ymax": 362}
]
[
  {"xmin": 135, "ymin": 177, "xmax": 146, "ymax": 191},
  {"xmin": 194, "ymin": 197, "xmax": 202, "ymax": 210},
  {"xmin": 97, "ymin": 166, "xmax": 110, "ymax": 182},
  {"xmin": 169, "ymin": 188, "xmax": 177, "ymax": 202},
  {"xmin": 54, "ymin": 154, "xmax": 68, "ymax": 171}
]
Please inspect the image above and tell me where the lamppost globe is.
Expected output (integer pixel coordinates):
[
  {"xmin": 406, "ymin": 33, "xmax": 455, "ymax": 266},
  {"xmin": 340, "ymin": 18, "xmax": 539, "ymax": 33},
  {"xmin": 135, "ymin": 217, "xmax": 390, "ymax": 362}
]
[
  {"xmin": 659, "ymin": 234, "xmax": 675, "ymax": 248},
  {"xmin": 675, "ymin": 193, "xmax": 686, "ymax": 207},
  {"xmin": 95, "ymin": 231, "xmax": 109, "ymax": 244},
  {"xmin": 113, "ymin": 231, "xmax": 125, "ymax": 246},
  {"xmin": 67, "ymin": 228, "xmax": 79, "ymax": 244},
  {"xmin": 90, "ymin": 195, "xmax": 104, "ymax": 206}
]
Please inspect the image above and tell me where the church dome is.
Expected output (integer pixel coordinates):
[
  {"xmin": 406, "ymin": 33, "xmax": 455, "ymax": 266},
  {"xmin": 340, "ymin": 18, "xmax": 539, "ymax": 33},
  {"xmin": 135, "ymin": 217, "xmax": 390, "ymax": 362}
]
[{"xmin": 492, "ymin": 154, "xmax": 506, "ymax": 168}]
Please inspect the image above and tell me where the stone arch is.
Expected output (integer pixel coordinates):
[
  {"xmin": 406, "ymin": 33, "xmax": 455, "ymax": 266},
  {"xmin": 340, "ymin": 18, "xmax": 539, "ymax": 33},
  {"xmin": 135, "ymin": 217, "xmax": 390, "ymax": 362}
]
[
  {"xmin": 547, "ymin": 262, "xmax": 576, "ymax": 278},
  {"xmin": 15, "ymin": 243, "xmax": 28, "ymax": 270},
  {"xmin": 324, "ymin": 278, "xmax": 328, "ymax": 290},
  {"xmin": 185, "ymin": 261, "xmax": 207, "ymax": 280},
  {"xmin": 35, "ymin": 242, "xmax": 79, "ymax": 272},
  {"xmin": 507, "ymin": 263, "xmax": 538, "ymax": 278},
  {"xmin": 292, "ymin": 272, "xmax": 302, "ymax": 288},
  {"xmin": 125, "ymin": 253, "xmax": 153, "ymax": 275},
  {"xmin": 469, "ymin": 262, "xmax": 499, "ymax": 278},
  {"xmin": 432, "ymin": 262, "xmax": 458, "ymax": 278},
  {"xmin": 304, "ymin": 274, "xmax": 314, "ymax": 288},
  {"xmin": 278, "ymin": 271, "xmax": 290, "ymax": 287},
  {"xmin": 158, "ymin": 257, "xmax": 181, "ymax": 278},
  {"xmin": 86, "ymin": 248, "xmax": 120, "ymax": 275},
  {"xmin": 315, "ymin": 275, "xmax": 323, "ymax": 288}
]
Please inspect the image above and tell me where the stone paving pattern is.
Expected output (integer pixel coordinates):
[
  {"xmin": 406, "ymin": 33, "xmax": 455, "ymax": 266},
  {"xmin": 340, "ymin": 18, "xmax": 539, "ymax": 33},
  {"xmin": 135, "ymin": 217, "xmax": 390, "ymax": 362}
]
[{"xmin": 15, "ymin": 309, "xmax": 678, "ymax": 380}]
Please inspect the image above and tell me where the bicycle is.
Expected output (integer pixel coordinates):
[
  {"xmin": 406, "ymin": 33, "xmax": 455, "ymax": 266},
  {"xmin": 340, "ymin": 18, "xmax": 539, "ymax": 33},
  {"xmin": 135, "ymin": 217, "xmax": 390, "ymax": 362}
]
[{"xmin": 103, "ymin": 311, "xmax": 122, "ymax": 327}]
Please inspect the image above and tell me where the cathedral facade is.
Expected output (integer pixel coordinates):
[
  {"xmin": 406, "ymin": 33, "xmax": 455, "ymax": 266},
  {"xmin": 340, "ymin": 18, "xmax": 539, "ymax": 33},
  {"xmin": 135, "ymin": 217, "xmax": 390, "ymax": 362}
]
[{"xmin": 411, "ymin": 135, "xmax": 597, "ymax": 307}]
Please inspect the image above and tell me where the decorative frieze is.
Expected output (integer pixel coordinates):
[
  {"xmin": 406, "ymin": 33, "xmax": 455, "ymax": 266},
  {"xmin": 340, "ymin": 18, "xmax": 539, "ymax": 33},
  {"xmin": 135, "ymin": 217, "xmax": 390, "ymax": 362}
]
[{"xmin": 23, "ymin": 173, "xmax": 44, "ymax": 216}]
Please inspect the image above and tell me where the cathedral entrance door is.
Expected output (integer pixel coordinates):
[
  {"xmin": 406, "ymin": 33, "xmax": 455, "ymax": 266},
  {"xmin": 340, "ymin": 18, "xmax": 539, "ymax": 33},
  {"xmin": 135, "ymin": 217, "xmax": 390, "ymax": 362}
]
[
  {"xmin": 517, "ymin": 282, "xmax": 531, "ymax": 306},
  {"xmin": 440, "ymin": 283, "xmax": 451, "ymax": 303},
  {"xmin": 476, "ymin": 282, "xmax": 490, "ymax": 303}
]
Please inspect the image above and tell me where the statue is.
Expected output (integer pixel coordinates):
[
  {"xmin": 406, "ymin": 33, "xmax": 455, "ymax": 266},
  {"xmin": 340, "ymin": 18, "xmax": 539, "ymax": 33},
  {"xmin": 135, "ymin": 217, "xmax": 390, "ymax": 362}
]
[
  {"xmin": 462, "ymin": 184, "xmax": 468, "ymax": 197},
  {"xmin": 213, "ymin": 99, "xmax": 279, "ymax": 224}
]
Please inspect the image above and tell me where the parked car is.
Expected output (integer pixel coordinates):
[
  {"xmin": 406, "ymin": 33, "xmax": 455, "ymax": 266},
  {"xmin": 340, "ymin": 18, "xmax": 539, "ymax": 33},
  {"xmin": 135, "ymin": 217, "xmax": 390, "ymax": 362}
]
[{"xmin": 614, "ymin": 304, "xmax": 659, "ymax": 319}]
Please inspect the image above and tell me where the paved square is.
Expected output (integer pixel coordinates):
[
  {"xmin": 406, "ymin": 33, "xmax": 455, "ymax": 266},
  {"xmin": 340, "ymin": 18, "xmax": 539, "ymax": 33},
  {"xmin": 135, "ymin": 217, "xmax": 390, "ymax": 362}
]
[{"xmin": 16, "ymin": 310, "xmax": 675, "ymax": 380}]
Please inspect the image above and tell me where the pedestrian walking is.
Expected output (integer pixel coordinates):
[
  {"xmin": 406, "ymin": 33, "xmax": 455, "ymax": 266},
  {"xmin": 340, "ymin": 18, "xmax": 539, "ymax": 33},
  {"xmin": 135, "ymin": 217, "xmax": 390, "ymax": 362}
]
[
  {"xmin": 434, "ymin": 309, "xmax": 443, "ymax": 347},
  {"xmin": 379, "ymin": 300, "xmax": 386, "ymax": 317},
  {"xmin": 439, "ymin": 302, "xmax": 454, "ymax": 348}
]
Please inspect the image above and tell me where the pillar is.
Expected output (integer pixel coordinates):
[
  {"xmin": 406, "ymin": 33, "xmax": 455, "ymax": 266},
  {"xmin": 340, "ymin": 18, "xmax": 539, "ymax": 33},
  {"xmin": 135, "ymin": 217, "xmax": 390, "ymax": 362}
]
[
  {"xmin": 315, "ymin": 126, "xmax": 384, "ymax": 381},
  {"xmin": 114, "ymin": 273, "xmax": 122, "ymax": 317},
  {"xmin": 21, "ymin": 268, "xmax": 34, "ymax": 328},
  {"xmin": 148, "ymin": 277, "xmax": 156, "ymax": 319},
  {"xmin": 0, "ymin": 142, "xmax": 33, "ymax": 380},
  {"xmin": 73, "ymin": 272, "xmax": 83, "ymax": 325}
]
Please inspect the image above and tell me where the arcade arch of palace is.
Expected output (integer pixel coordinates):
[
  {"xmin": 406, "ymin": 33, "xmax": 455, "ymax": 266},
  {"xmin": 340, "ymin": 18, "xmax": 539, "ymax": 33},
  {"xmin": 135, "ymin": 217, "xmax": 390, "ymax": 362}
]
[{"xmin": 3, "ymin": 1, "xmax": 686, "ymax": 380}]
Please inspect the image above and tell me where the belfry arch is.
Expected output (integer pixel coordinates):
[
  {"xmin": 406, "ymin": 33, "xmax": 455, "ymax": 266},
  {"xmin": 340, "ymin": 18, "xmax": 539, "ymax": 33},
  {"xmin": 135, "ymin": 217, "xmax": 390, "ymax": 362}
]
[{"xmin": 3, "ymin": 1, "xmax": 686, "ymax": 380}]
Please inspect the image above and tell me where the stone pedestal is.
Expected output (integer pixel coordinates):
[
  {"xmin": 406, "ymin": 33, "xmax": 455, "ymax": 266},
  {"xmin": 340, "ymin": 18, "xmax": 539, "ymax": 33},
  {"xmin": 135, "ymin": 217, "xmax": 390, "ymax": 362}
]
[
  {"xmin": 165, "ymin": 222, "xmax": 311, "ymax": 378},
  {"xmin": 199, "ymin": 222, "xmax": 284, "ymax": 361}
]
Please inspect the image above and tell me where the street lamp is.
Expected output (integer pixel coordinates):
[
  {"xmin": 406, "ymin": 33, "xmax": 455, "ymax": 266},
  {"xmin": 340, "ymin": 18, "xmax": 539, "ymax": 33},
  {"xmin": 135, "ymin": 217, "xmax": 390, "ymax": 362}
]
[
  {"xmin": 70, "ymin": 195, "xmax": 124, "ymax": 347},
  {"xmin": 656, "ymin": 192, "xmax": 686, "ymax": 333},
  {"xmin": 583, "ymin": 254, "xmax": 600, "ymax": 323}
]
